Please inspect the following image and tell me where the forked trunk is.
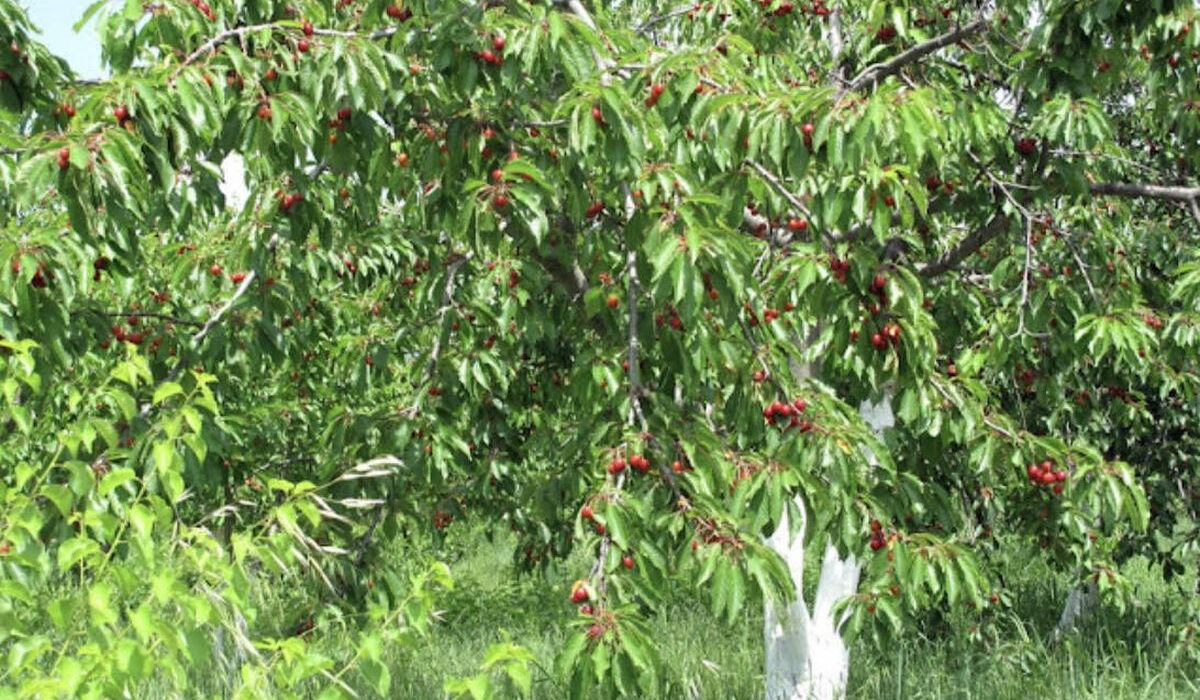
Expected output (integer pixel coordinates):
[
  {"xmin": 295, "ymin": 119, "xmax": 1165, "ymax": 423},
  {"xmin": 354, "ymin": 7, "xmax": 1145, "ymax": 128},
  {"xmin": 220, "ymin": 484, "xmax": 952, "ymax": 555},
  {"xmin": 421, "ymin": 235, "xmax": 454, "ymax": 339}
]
[{"xmin": 764, "ymin": 395, "xmax": 894, "ymax": 699}]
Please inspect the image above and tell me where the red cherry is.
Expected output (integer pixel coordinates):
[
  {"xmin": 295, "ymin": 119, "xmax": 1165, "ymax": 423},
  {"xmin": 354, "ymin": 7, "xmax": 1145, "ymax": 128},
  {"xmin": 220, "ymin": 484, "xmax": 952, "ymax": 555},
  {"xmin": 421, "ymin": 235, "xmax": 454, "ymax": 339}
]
[
  {"xmin": 493, "ymin": 36, "xmax": 506, "ymax": 51},
  {"xmin": 801, "ymin": 122, "xmax": 815, "ymax": 137},
  {"xmin": 608, "ymin": 457, "xmax": 626, "ymax": 474},
  {"xmin": 257, "ymin": 104, "xmax": 272, "ymax": 120},
  {"xmin": 230, "ymin": 271, "xmax": 247, "ymax": 284},
  {"xmin": 301, "ymin": 20, "xmax": 314, "ymax": 36},
  {"xmin": 491, "ymin": 169, "xmax": 504, "ymax": 182},
  {"xmin": 787, "ymin": 218, "xmax": 808, "ymax": 232},
  {"xmin": 297, "ymin": 39, "xmax": 311, "ymax": 53},
  {"xmin": 871, "ymin": 333, "xmax": 887, "ymax": 350},
  {"xmin": 581, "ymin": 505, "xmax": 594, "ymax": 520},
  {"xmin": 579, "ymin": 604, "xmax": 593, "ymax": 615},
  {"xmin": 337, "ymin": 107, "xmax": 352, "ymax": 121},
  {"xmin": 587, "ymin": 624, "xmax": 604, "ymax": 638},
  {"xmin": 113, "ymin": 105, "xmax": 129, "ymax": 122},
  {"xmin": 1052, "ymin": 483, "xmax": 1064, "ymax": 495},
  {"xmin": 792, "ymin": 398, "xmax": 807, "ymax": 413},
  {"xmin": 493, "ymin": 193, "xmax": 509, "ymax": 209},
  {"xmin": 671, "ymin": 460, "xmax": 685, "ymax": 473},
  {"xmin": 947, "ymin": 364, "xmax": 958, "ymax": 377},
  {"xmin": 591, "ymin": 106, "xmax": 604, "ymax": 123},
  {"xmin": 622, "ymin": 555, "xmax": 634, "ymax": 570},
  {"xmin": 606, "ymin": 295, "xmax": 619, "ymax": 308},
  {"xmin": 570, "ymin": 585, "xmax": 590, "ymax": 604},
  {"xmin": 209, "ymin": 264, "xmax": 223, "ymax": 276}
]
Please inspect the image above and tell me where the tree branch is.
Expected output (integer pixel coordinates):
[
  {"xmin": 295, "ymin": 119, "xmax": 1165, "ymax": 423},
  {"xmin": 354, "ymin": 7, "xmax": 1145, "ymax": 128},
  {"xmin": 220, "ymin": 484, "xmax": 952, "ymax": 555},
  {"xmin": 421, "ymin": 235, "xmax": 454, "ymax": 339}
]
[
  {"xmin": 744, "ymin": 159, "xmax": 833, "ymax": 251},
  {"xmin": 635, "ymin": 6, "xmax": 694, "ymax": 36},
  {"xmin": 848, "ymin": 15, "xmax": 990, "ymax": 91},
  {"xmin": 917, "ymin": 212, "xmax": 1011, "ymax": 278},
  {"xmin": 174, "ymin": 22, "xmax": 400, "ymax": 75},
  {"xmin": 1089, "ymin": 182, "xmax": 1200, "ymax": 202},
  {"xmin": 71, "ymin": 310, "xmax": 203, "ymax": 328},
  {"xmin": 422, "ymin": 252, "xmax": 474, "ymax": 384},
  {"xmin": 178, "ymin": 23, "xmax": 277, "ymax": 68},
  {"xmin": 1011, "ymin": 215, "xmax": 1034, "ymax": 338}
]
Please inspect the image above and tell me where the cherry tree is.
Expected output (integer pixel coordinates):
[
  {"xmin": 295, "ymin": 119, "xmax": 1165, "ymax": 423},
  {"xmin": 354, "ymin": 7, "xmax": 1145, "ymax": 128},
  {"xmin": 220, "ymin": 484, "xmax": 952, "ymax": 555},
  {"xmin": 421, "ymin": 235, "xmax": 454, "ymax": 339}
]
[{"xmin": 1, "ymin": 0, "xmax": 1198, "ymax": 697}]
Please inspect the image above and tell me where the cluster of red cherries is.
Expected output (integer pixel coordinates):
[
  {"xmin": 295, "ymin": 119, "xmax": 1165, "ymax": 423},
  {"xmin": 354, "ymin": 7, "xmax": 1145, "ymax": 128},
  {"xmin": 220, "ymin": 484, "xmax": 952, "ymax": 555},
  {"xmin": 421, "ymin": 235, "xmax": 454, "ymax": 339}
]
[
  {"xmin": 182, "ymin": 0, "xmax": 216, "ymax": 21},
  {"xmin": 762, "ymin": 397, "xmax": 812, "ymax": 432},
  {"xmin": 1026, "ymin": 459, "xmax": 1069, "ymax": 495}
]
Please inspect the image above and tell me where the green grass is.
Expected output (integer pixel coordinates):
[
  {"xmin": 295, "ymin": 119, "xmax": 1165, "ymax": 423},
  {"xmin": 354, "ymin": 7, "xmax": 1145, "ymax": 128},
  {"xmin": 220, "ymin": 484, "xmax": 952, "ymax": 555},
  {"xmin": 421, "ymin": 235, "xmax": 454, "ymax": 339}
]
[
  {"xmin": 343, "ymin": 522, "xmax": 1198, "ymax": 699},
  {"xmin": 130, "ymin": 520, "xmax": 1198, "ymax": 699}
]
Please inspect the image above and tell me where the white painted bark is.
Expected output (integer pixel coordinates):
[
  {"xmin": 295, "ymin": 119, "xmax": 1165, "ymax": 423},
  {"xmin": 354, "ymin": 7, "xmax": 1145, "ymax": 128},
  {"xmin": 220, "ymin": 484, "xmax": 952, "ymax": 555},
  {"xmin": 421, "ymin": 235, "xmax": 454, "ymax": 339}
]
[
  {"xmin": 763, "ymin": 394, "xmax": 894, "ymax": 700},
  {"xmin": 218, "ymin": 152, "xmax": 248, "ymax": 210},
  {"xmin": 1053, "ymin": 581, "xmax": 1098, "ymax": 638}
]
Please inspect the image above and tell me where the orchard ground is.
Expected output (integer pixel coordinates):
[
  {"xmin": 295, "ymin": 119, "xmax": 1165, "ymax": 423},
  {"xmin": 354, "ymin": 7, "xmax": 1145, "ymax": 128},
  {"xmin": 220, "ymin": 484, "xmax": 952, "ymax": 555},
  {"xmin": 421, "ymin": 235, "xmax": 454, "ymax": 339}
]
[{"xmin": 135, "ymin": 517, "xmax": 1196, "ymax": 699}]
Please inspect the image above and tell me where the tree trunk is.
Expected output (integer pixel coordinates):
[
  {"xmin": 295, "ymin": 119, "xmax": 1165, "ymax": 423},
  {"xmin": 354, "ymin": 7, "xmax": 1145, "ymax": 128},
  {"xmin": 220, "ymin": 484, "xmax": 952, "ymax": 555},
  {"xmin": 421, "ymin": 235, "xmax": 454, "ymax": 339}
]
[
  {"xmin": 763, "ymin": 394, "xmax": 894, "ymax": 700},
  {"xmin": 1054, "ymin": 580, "xmax": 1098, "ymax": 639}
]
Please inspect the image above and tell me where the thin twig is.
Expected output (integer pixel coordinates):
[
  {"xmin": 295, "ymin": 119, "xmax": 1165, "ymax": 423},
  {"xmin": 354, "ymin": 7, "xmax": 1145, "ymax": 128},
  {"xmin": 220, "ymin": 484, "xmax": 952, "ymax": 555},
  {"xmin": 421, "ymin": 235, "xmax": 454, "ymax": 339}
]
[
  {"xmin": 635, "ymin": 6, "xmax": 694, "ymax": 36},
  {"xmin": 1010, "ymin": 214, "xmax": 1034, "ymax": 339},
  {"xmin": 1064, "ymin": 237, "xmax": 1100, "ymax": 305},
  {"xmin": 422, "ymin": 252, "xmax": 474, "ymax": 384},
  {"xmin": 71, "ymin": 310, "xmax": 204, "ymax": 328}
]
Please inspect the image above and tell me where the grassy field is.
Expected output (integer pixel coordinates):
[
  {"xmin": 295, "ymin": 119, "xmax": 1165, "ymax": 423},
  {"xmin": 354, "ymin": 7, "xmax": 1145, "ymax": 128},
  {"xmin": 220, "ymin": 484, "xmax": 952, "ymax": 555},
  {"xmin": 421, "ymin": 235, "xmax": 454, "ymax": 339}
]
[{"xmin": 332, "ymin": 521, "xmax": 1200, "ymax": 700}]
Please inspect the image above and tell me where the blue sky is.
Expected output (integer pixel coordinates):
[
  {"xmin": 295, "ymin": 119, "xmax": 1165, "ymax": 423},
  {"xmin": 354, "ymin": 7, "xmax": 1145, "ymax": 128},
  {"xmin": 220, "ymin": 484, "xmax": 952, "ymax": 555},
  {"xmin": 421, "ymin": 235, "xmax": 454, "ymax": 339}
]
[{"xmin": 25, "ymin": 0, "xmax": 107, "ymax": 79}]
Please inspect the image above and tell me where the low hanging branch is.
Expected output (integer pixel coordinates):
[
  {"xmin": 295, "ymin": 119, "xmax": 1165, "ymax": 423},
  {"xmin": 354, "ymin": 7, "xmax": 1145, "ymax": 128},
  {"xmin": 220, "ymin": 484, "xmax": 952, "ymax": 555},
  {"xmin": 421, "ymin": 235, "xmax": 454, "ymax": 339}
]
[{"xmin": 589, "ymin": 248, "xmax": 642, "ymax": 597}]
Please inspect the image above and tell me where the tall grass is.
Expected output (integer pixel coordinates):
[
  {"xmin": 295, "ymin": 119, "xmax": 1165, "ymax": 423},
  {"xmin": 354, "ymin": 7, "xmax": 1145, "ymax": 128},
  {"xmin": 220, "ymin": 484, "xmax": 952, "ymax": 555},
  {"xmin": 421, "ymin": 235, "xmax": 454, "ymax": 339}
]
[{"xmin": 356, "ymin": 522, "xmax": 1198, "ymax": 699}]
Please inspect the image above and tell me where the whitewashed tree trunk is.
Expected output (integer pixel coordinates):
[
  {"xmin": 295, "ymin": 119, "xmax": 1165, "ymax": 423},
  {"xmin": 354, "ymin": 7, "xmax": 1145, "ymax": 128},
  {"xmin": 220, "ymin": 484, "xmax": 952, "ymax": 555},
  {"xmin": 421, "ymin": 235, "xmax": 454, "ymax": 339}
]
[
  {"xmin": 764, "ymin": 394, "xmax": 894, "ymax": 700},
  {"xmin": 1054, "ymin": 581, "xmax": 1098, "ymax": 638},
  {"xmin": 218, "ymin": 152, "xmax": 248, "ymax": 210}
]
